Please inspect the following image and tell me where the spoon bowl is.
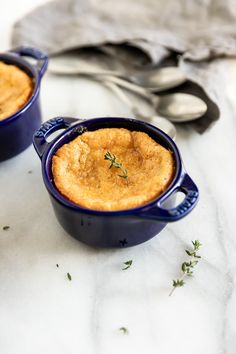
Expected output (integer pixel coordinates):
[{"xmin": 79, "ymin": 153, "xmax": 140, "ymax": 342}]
[
  {"xmin": 156, "ymin": 93, "xmax": 208, "ymax": 122},
  {"xmin": 132, "ymin": 67, "xmax": 187, "ymax": 92}
]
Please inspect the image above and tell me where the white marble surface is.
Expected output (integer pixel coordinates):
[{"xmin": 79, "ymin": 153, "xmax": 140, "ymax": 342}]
[{"xmin": 1, "ymin": 2, "xmax": 236, "ymax": 354}]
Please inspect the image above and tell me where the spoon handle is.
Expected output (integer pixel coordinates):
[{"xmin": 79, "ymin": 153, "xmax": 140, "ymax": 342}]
[
  {"xmin": 48, "ymin": 63, "xmax": 123, "ymax": 77},
  {"xmin": 104, "ymin": 81, "xmax": 136, "ymax": 110},
  {"xmin": 104, "ymin": 81, "xmax": 154, "ymax": 123},
  {"xmin": 104, "ymin": 81, "xmax": 176, "ymax": 140},
  {"xmin": 100, "ymin": 75, "xmax": 155, "ymax": 102}
]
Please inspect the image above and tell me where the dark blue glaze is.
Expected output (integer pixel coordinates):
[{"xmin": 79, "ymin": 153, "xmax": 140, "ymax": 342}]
[
  {"xmin": 0, "ymin": 47, "xmax": 48, "ymax": 161},
  {"xmin": 33, "ymin": 117, "xmax": 199, "ymax": 248}
]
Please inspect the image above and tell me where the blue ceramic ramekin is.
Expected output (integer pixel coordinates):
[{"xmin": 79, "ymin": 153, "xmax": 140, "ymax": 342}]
[
  {"xmin": 0, "ymin": 47, "xmax": 48, "ymax": 161},
  {"xmin": 33, "ymin": 117, "xmax": 199, "ymax": 248}
]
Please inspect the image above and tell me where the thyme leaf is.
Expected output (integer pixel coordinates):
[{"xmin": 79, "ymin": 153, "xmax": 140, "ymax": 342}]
[
  {"xmin": 67, "ymin": 272, "xmax": 72, "ymax": 281},
  {"xmin": 119, "ymin": 327, "xmax": 129, "ymax": 334},
  {"xmin": 2, "ymin": 226, "xmax": 10, "ymax": 231},
  {"xmin": 122, "ymin": 260, "xmax": 133, "ymax": 270},
  {"xmin": 173, "ymin": 279, "xmax": 185, "ymax": 288}
]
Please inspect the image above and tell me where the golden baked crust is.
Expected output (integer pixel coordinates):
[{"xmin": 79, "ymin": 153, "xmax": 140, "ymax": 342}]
[
  {"xmin": 0, "ymin": 61, "xmax": 33, "ymax": 121},
  {"xmin": 52, "ymin": 128, "xmax": 175, "ymax": 211}
]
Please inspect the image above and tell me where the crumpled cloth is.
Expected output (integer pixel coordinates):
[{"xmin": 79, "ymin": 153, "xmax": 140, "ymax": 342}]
[{"xmin": 11, "ymin": 0, "xmax": 235, "ymax": 132}]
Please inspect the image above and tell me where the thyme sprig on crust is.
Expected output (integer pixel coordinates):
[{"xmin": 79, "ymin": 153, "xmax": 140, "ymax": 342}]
[
  {"xmin": 104, "ymin": 151, "xmax": 128, "ymax": 182},
  {"xmin": 169, "ymin": 240, "xmax": 202, "ymax": 296}
]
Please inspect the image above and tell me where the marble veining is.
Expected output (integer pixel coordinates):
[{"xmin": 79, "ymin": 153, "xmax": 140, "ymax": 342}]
[{"xmin": 1, "ymin": 3, "xmax": 236, "ymax": 354}]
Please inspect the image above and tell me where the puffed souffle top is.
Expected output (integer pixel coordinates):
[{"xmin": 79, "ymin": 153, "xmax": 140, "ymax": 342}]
[
  {"xmin": 52, "ymin": 128, "xmax": 175, "ymax": 211},
  {"xmin": 0, "ymin": 61, "xmax": 33, "ymax": 121}
]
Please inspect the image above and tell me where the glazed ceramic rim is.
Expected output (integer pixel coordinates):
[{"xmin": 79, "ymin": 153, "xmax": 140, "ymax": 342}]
[
  {"xmin": 42, "ymin": 117, "xmax": 184, "ymax": 216},
  {"xmin": 0, "ymin": 52, "xmax": 41, "ymax": 126}
]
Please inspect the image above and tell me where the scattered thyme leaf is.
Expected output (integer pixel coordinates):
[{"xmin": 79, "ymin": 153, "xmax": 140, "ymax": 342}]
[
  {"xmin": 173, "ymin": 279, "xmax": 185, "ymax": 288},
  {"xmin": 104, "ymin": 151, "xmax": 128, "ymax": 182},
  {"xmin": 169, "ymin": 240, "xmax": 202, "ymax": 296},
  {"xmin": 3, "ymin": 226, "xmax": 10, "ymax": 231},
  {"xmin": 119, "ymin": 327, "xmax": 129, "ymax": 334},
  {"xmin": 185, "ymin": 250, "xmax": 193, "ymax": 256},
  {"xmin": 122, "ymin": 260, "xmax": 133, "ymax": 270},
  {"xmin": 67, "ymin": 272, "xmax": 72, "ymax": 281},
  {"xmin": 192, "ymin": 240, "xmax": 202, "ymax": 250}
]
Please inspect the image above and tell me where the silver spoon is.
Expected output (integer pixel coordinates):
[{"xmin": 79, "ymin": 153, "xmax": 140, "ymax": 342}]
[
  {"xmin": 49, "ymin": 60, "xmax": 207, "ymax": 121},
  {"xmin": 49, "ymin": 57, "xmax": 187, "ymax": 92},
  {"xmin": 95, "ymin": 75, "xmax": 207, "ymax": 122},
  {"xmin": 104, "ymin": 81, "xmax": 177, "ymax": 140}
]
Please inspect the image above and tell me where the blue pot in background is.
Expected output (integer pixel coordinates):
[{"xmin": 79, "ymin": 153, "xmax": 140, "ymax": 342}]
[
  {"xmin": 33, "ymin": 117, "xmax": 199, "ymax": 248},
  {"xmin": 0, "ymin": 47, "xmax": 48, "ymax": 161}
]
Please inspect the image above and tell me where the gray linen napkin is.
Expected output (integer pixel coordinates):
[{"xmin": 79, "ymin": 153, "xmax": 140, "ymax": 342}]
[{"xmin": 11, "ymin": 0, "xmax": 234, "ymax": 131}]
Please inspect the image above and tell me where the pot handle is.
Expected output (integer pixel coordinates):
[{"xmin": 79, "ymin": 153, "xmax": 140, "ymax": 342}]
[
  {"xmin": 138, "ymin": 173, "xmax": 199, "ymax": 222},
  {"xmin": 10, "ymin": 46, "xmax": 48, "ymax": 79},
  {"xmin": 33, "ymin": 117, "xmax": 79, "ymax": 159}
]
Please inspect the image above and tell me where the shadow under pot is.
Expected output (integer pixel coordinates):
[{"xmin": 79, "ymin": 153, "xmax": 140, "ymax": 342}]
[
  {"xmin": 33, "ymin": 117, "xmax": 199, "ymax": 248},
  {"xmin": 0, "ymin": 46, "xmax": 48, "ymax": 161}
]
